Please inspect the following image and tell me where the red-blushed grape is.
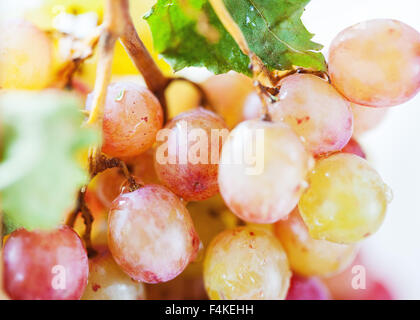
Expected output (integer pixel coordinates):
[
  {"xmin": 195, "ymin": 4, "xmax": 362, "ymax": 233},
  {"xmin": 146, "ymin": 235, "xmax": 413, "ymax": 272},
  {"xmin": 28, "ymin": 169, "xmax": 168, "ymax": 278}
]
[
  {"xmin": 323, "ymin": 256, "xmax": 394, "ymax": 300},
  {"xmin": 202, "ymin": 72, "xmax": 255, "ymax": 128},
  {"xmin": 286, "ymin": 274, "xmax": 330, "ymax": 300},
  {"xmin": 203, "ymin": 227, "xmax": 291, "ymax": 300},
  {"xmin": 3, "ymin": 226, "xmax": 88, "ymax": 300},
  {"xmin": 87, "ymin": 82, "xmax": 163, "ymax": 158},
  {"xmin": 269, "ymin": 74, "xmax": 353, "ymax": 156},
  {"xmin": 0, "ymin": 20, "xmax": 53, "ymax": 90},
  {"xmin": 154, "ymin": 108, "xmax": 228, "ymax": 201},
  {"xmin": 108, "ymin": 185, "xmax": 200, "ymax": 283},
  {"xmin": 341, "ymin": 138, "xmax": 366, "ymax": 159},
  {"xmin": 218, "ymin": 119, "xmax": 313, "ymax": 223},
  {"xmin": 299, "ymin": 153, "xmax": 390, "ymax": 243},
  {"xmin": 329, "ymin": 19, "xmax": 420, "ymax": 107},
  {"xmin": 82, "ymin": 248, "xmax": 146, "ymax": 300},
  {"xmin": 351, "ymin": 103, "xmax": 388, "ymax": 136},
  {"xmin": 274, "ymin": 208, "xmax": 357, "ymax": 276}
]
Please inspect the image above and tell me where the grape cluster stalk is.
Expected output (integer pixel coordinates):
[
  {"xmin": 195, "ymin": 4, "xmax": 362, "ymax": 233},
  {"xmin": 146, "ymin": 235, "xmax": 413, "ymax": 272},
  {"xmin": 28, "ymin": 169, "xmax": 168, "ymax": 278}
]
[{"xmin": 0, "ymin": 0, "xmax": 417, "ymax": 301}]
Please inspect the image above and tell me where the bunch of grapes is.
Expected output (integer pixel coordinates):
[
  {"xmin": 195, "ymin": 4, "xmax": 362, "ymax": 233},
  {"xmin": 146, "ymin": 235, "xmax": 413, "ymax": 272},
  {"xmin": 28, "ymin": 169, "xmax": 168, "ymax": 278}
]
[{"xmin": 1, "ymin": 0, "xmax": 417, "ymax": 301}]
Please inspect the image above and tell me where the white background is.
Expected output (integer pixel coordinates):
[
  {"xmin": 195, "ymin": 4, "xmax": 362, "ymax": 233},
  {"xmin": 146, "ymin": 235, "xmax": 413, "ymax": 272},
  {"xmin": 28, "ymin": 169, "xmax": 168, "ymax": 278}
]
[{"xmin": 303, "ymin": 0, "xmax": 420, "ymax": 299}]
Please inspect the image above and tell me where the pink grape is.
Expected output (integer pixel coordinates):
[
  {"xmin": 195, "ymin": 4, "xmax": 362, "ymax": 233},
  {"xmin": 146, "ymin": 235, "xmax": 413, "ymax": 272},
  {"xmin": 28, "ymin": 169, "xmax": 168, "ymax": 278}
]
[
  {"xmin": 108, "ymin": 185, "xmax": 200, "ymax": 283},
  {"xmin": 87, "ymin": 81, "xmax": 163, "ymax": 158},
  {"xmin": 329, "ymin": 19, "xmax": 420, "ymax": 107},
  {"xmin": 269, "ymin": 74, "xmax": 353, "ymax": 156},
  {"xmin": 218, "ymin": 119, "xmax": 313, "ymax": 223},
  {"xmin": 351, "ymin": 103, "xmax": 388, "ymax": 136},
  {"xmin": 341, "ymin": 138, "xmax": 366, "ymax": 159},
  {"xmin": 286, "ymin": 275, "xmax": 330, "ymax": 300},
  {"xmin": 3, "ymin": 226, "xmax": 88, "ymax": 300},
  {"xmin": 154, "ymin": 108, "xmax": 228, "ymax": 201}
]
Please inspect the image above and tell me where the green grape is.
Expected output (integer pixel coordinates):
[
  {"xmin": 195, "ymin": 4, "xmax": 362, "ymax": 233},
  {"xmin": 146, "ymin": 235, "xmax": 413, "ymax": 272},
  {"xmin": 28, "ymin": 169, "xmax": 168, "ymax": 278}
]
[
  {"xmin": 0, "ymin": 20, "xmax": 53, "ymax": 89},
  {"xmin": 298, "ymin": 153, "xmax": 390, "ymax": 243}
]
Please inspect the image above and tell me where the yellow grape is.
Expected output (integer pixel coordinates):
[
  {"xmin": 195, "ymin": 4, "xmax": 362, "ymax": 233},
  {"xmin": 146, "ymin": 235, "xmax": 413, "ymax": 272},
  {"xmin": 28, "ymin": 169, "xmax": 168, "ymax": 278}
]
[
  {"xmin": 202, "ymin": 72, "xmax": 255, "ymax": 128},
  {"xmin": 165, "ymin": 80, "xmax": 201, "ymax": 119},
  {"xmin": 274, "ymin": 208, "xmax": 357, "ymax": 277},
  {"xmin": 218, "ymin": 120, "xmax": 313, "ymax": 223},
  {"xmin": 204, "ymin": 227, "xmax": 291, "ymax": 300},
  {"xmin": 329, "ymin": 19, "xmax": 420, "ymax": 107},
  {"xmin": 351, "ymin": 103, "xmax": 388, "ymax": 136},
  {"xmin": 0, "ymin": 20, "xmax": 53, "ymax": 89},
  {"xmin": 298, "ymin": 153, "xmax": 390, "ymax": 243},
  {"xmin": 82, "ymin": 248, "xmax": 146, "ymax": 300}
]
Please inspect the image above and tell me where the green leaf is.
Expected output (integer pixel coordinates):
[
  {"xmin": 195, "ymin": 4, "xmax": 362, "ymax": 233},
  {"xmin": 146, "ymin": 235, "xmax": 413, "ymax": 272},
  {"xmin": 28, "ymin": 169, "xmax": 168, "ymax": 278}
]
[
  {"xmin": 145, "ymin": 0, "xmax": 251, "ymax": 75},
  {"xmin": 0, "ymin": 91, "xmax": 99, "ymax": 233},
  {"xmin": 224, "ymin": 0, "xmax": 326, "ymax": 71},
  {"xmin": 145, "ymin": 0, "xmax": 326, "ymax": 75}
]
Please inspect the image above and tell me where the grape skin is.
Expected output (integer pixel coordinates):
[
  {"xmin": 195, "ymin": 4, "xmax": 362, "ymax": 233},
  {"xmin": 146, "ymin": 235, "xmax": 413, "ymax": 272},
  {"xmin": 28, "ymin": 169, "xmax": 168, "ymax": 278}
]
[
  {"xmin": 202, "ymin": 72, "xmax": 255, "ymax": 128},
  {"xmin": 329, "ymin": 19, "xmax": 420, "ymax": 107},
  {"xmin": 204, "ymin": 227, "xmax": 291, "ymax": 300},
  {"xmin": 218, "ymin": 119, "xmax": 313, "ymax": 223},
  {"xmin": 0, "ymin": 20, "xmax": 53, "ymax": 90},
  {"xmin": 3, "ymin": 226, "xmax": 88, "ymax": 300},
  {"xmin": 82, "ymin": 248, "xmax": 146, "ymax": 300},
  {"xmin": 323, "ymin": 256, "xmax": 394, "ymax": 300},
  {"xmin": 269, "ymin": 74, "xmax": 353, "ymax": 156},
  {"xmin": 286, "ymin": 274, "xmax": 330, "ymax": 300},
  {"xmin": 341, "ymin": 138, "xmax": 366, "ymax": 159},
  {"xmin": 154, "ymin": 108, "xmax": 228, "ymax": 201},
  {"xmin": 274, "ymin": 208, "xmax": 357, "ymax": 277},
  {"xmin": 108, "ymin": 185, "xmax": 200, "ymax": 283},
  {"xmin": 87, "ymin": 82, "xmax": 163, "ymax": 158},
  {"xmin": 298, "ymin": 153, "xmax": 389, "ymax": 243},
  {"xmin": 351, "ymin": 103, "xmax": 388, "ymax": 136}
]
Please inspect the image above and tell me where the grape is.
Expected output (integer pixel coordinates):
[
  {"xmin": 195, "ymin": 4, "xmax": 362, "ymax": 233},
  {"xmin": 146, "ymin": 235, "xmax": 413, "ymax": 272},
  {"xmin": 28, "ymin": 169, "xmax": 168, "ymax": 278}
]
[
  {"xmin": 202, "ymin": 72, "xmax": 255, "ymax": 128},
  {"xmin": 341, "ymin": 138, "xmax": 366, "ymax": 159},
  {"xmin": 184, "ymin": 195, "xmax": 239, "ymax": 277},
  {"xmin": 351, "ymin": 103, "xmax": 388, "ymax": 136},
  {"xmin": 298, "ymin": 153, "xmax": 390, "ymax": 243},
  {"xmin": 124, "ymin": 148, "xmax": 160, "ymax": 185},
  {"xmin": 274, "ymin": 208, "xmax": 357, "ymax": 276},
  {"xmin": 0, "ymin": 20, "xmax": 53, "ymax": 90},
  {"xmin": 329, "ymin": 19, "xmax": 420, "ymax": 107},
  {"xmin": 154, "ymin": 108, "xmax": 228, "ymax": 201},
  {"xmin": 165, "ymin": 80, "xmax": 201, "ymax": 119},
  {"xmin": 86, "ymin": 82, "xmax": 163, "ymax": 158},
  {"xmin": 203, "ymin": 227, "xmax": 291, "ymax": 300},
  {"xmin": 82, "ymin": 248, "xmax": 146, "ymax": 300},
  {"xmin": 242, "ymin": 92, "xmax": 262, "ymax": 121},
  {"xmin": 269, "ymin": 74, "xmax": 353, "ymax": 156},
  {"xmin": 94, "ymin": 168, "xmax": 126, "ymax": 209},
  {"xmin": 218, "ymin": 119, "xmax": 313, "ymax": 223},
  {"xmin": 286, "ymin": 275, "xmax": 330, "ymax": 300},
  {"xmin": 3, "ymin": 226, "xmax": 88, "ymax": 300},
  {"xmin": 323, "ymin": 256, "xmax": 394, "ymax": 300},
  {"xmin": 108, "ymin": 185, "xmax": 200, "ymax": 283}
]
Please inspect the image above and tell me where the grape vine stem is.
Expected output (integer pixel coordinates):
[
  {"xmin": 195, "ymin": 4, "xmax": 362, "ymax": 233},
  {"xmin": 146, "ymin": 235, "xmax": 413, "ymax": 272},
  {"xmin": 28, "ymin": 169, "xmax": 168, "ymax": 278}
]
[{"xmin": 208, "ymin": 0, "xmax": 272, "ymax": 121}]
